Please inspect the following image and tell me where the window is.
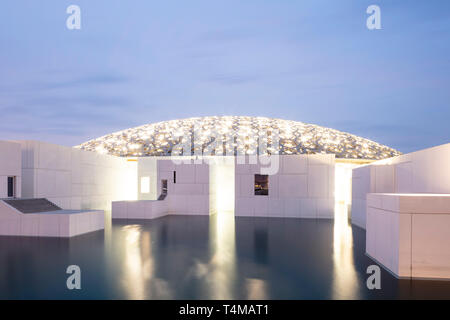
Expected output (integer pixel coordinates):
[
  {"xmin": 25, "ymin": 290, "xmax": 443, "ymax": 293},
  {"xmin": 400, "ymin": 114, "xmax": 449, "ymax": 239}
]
[
  {"xmin": 140, "ymin": 176, "xmax": 150, "ymax": 194},
  {"xmin": 7, "ymin": 176, "xmax": 15, "ymax": 198},
  {"xmin": 173, "ymin": 171, "xmax": 176, "ymax": 184},
  {"xmin": 254, "ymin": 174, "xmax": 268, "ymax": 196}
]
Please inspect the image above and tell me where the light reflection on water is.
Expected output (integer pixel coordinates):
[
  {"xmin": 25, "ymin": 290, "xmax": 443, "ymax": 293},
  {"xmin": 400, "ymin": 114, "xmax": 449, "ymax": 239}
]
[
  {"xmin": 1, "ymin": 214, "xmax": 450, "ymax": 299},
  {"xmin": 120, "ymin": 224, "xmax": 171, "ymax": 299},
  {"xmin": 332, "ymin": 203, "xmax": 359, "ymax": 299},
  {"xmin": 122, "ymin": 225, "xmax": 146, "ymax": 299},
  {"xmin": 207, "ymin": 212, "xmax": 237, "ymax": 299}
]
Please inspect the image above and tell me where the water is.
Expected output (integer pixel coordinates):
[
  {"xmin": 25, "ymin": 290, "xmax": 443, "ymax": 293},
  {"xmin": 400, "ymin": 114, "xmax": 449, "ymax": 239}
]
[{"xmin": 0, "ymin": 212, "xmax": 449, "ymax": 299}]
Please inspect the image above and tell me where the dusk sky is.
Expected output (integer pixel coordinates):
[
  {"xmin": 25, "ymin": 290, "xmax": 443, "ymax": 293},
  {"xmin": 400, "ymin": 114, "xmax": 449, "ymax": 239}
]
[{"xmin": 0, "ymin": 1, "xmax": 449, "ymax": 153}]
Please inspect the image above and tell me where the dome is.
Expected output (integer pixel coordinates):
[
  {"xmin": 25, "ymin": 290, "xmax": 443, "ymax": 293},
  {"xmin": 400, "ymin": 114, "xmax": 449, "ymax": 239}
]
[{"xmin": 75, "ymin": 116, "xmax": 401, "ymax": 160}]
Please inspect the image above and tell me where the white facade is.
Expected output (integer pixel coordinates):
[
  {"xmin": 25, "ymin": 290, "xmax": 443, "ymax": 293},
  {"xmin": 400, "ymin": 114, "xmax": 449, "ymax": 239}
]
[
  {"xmin": 235, "ymin": 155, "xmax": 335, "ymax": 218},
  {"xmin": 116, "ymin": 154, "xmax": 336, "ymax": 219},
  {"xmin": 112, "ymin": 200, "xmax": 168, "ymax": 220},
  {"xmin": 161, "ymin": 160, "xmax": 210, "ymax": 215},
  {"xmin": 366, "ymin": 193, "xmax": 450, "ymax": 279},
  {"xmin": 352, "ymin": 143, "xmax": 450, "ymax": 229},
  {"xmin": 0, "ymin": 141, "xmax": 22, "ymax": 199},
  {"xmin": 17, "ymin": 140, "xmax": 137, "ymax": 211},
  {"xmin": 0, "ymin": 199, "xmax": 104, "ymax": 237}
]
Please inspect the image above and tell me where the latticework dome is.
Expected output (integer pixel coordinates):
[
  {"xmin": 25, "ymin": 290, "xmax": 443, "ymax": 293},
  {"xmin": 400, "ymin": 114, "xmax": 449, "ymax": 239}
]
[{"xmin": 76, "ymin": 116, "xmax": 401, "ymax": 160}]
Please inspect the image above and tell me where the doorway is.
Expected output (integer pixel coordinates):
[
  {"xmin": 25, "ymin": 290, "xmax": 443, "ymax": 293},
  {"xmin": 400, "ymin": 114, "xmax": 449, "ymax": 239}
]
[
  {"xmin": 7, "ymin": 176, "xmax": 16, "ymax": 198},
  {"xmin": 158, "ymin": 179, "xmax": 168, "ymax": 200}
]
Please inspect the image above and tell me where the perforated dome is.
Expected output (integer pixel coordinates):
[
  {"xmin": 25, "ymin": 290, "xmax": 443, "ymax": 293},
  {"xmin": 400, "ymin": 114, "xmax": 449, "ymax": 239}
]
[{"xmin": 76, "ymin": 116, "xmax": 401, "ymax": 160}]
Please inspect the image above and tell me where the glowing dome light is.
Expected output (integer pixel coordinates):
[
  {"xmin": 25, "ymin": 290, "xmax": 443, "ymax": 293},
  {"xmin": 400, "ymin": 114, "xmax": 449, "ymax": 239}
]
[{"xmin": 75, "ymin": 116, "xmax": 401, "ymax": 160}]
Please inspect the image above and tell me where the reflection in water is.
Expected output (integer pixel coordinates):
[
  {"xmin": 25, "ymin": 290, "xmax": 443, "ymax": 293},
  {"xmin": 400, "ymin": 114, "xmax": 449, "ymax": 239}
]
[
  {"xmin": 254, "ymin": 228, "xmax": 269, "ymax": 265},
  {"xmin": 1, "ymin": 214, "xmax": 450, "ymax": 299},
  {"xmin": 207, "ymin": 212, "xmax": 237, "ymax": 299},
  {"xmin": 245, "ymin": 278, "xmax": 268, "ymax": 300},
  {"xmin": 332, "ymin": 202, "xmax": 359, "ymax": 299},
  {"xmin": 122, "ymin": 225, "xmax": 146, "ymax": 299},
  {"xmin": 121, "ymin": 224, "xmax": 171, "ymax": 299}
]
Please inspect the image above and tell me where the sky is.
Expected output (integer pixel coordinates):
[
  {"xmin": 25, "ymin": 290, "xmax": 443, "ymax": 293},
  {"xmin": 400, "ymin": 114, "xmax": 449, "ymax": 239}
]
[{"xmin": 0, "ymin": 0, "xmax": 449, "ymax": 153}]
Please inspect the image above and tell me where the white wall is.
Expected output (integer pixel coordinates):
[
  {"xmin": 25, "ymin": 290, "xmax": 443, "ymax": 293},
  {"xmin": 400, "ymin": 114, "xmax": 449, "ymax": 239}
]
[
  {"xmin": 136, "ymin": 157, "xmax": 158, "ymax": 200},
  {"xmin": 158, "ymin": 159, "xmax": 210, "ymax": 215},
  {"xmin": 234, "ymin": 154, "xmax": 335, "ymax": 218},
  {"xmin": 210, "ymin": 157, "xmax": 235, "ymax": 214},
  {"xmin": 351, "ymin": 166, "xmax": 371, "ymax": 229},
  {"xmin": 0, "ymin": 141, "xmax": 22, "ymax": 198},
  {"xmin": 351, "ymin": 143, "xmax": 450, "ymax": 229},
  {"xmin": 366, "ymin": 193, "xmax": 450, "ymax": 279},
  {"xmin": 18, "ymin": 140, "xmax": 137, "ymax": 211}
]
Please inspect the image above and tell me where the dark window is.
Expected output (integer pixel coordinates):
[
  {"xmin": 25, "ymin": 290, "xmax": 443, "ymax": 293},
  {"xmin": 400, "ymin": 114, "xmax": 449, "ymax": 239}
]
[
  {"xmin": 254, "ymin": 174, "xmax": 269, "ymax": 196},
  {"xmin": 7, "ymin": 177, "xmax": 15, "ymax": 198},
  {"xmin": 173, "ymin": 171, "xmax": 176, "ymax": 184}
]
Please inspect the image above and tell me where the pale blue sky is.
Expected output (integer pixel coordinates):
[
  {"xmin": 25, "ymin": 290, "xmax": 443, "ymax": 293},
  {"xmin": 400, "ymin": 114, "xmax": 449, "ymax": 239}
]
[{"xmin": 0, "ymin": 1, "xmax": 449, "ymax": 152}]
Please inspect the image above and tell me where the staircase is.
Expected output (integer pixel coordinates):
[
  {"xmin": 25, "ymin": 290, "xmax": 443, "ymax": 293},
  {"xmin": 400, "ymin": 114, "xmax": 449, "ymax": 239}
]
[{"xmin": 3, "ymin": 198, "xmax": 62, "ymax": 214}]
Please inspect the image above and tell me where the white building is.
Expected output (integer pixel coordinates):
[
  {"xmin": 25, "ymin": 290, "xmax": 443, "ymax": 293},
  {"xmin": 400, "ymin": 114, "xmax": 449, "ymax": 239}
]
[{"xmin": 0, "ymin": 116, "xmax": 449, "ymax": 279}]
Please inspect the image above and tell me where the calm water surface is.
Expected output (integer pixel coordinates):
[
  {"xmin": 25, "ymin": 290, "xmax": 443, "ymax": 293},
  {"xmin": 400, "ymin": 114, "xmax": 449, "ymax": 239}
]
[{"xmin": 1, "ymin": 211, "xmax": 449, "ymax": 299}]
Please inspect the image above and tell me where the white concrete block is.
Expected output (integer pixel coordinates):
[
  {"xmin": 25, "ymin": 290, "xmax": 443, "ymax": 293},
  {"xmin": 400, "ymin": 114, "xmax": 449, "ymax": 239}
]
[
  {"xmin": 366, "ymin": 207, "xmax": 376, "ymax": 258},
  {"xmin": 159, "ymin": 160, "xmax": 176, "ymax": 172},
  {"xmin": 112, "ymin": 201, "xmax": 127, "ymax": 219},
  {"xmin": 89, "ymin": 212, "xmax": 104, "ymax": 231},
  {"xmin": 127, "ymin": 201, "xmax": 146, "ymax": 219},
  {"xmin": 367, "ymin": 193, "xmax": 382, "ymax": 209},
  {"xmin": 0, "ymin": 141, "xmax": 21, "ymax": 176},
  {"xmin": 316, "ymin": 199, "xmax": 334, "ymax": 219},
  {"xmin": 412, "ymin": 214, "xmax": 450, "ymax": 279},
  {"xmin": 267, "ymin": 175, "xmax": 278, "ymax": 198},
  {"xmin": 55, "ymin": 171, "xmax": 71, "ymax": 197},
  {"xmin": 239, "ymin": 174, "xmax": 254, "ymax": 197},
  {"xmin": 177, "ymin": 165, "xmax": 196, "ymax": 184},
  {"xmin": 38, "ymin": 142, "xmax": 58, "ymax": 170},
  {"xmin": 307, "ymin": 165, "xmax": 328, "ymax": 198},
  {"xmin": 173, "ymin": 184, "xmax": 204, "ymax": 195},
  {"xmin": 195, "ymin": 165, "xmax": 209, "ymax": 184},
  {"xmin": 284, "ymin": 198, "xmax": 301, "ymax": 218},
  {"xmin": 374, "ymin": 165, "xmax": 395, "ymax": 193},
  {"xmin": 395, "ymin": 162, "xmax": 413, "ymax": 193},
  {"xmin": 169, "ymin": 195, "xmax": 189, "ymax": 214},
  {"xmin": 366, "ymin": 193, "xmax": 450, "ymax": 279},
  {"xmin": 20, "ymin": 215, "xmax": 40, "ymax": 237},
  {"xmin": 59, "ymin": 215, "xmax": 75, "ymax": 237},
  {"xmin": 253, "ymin": 197, "xmax": 268, "ymax": 217},
  {"xmin": 39, "ymin": 214, "xmax": 60, "ymax": 237},
  {"xmin": 36, "ymin": 169, "xmax": 56, "ymax": 197},
  {"xmin": 398, "ymin": 195, "xmax": 450, "ymax": 214},
  {"xmin": 278, "ymin": 175, "xmax": 307, "ymax": 198},
  {"xmin": 0, "ymin": 218, "xmax": 21, "ymax": 236},
  {"xmin": 351, "ymin": 199, "xmax": 366, "ymax": 229},
  {"xmin": 235, "ymin": 163, "xmax": 251, "ymax": 175},
  {"xmin": 75, "ymin": 213, "xmax": 90, "ymax": 235},
  {"xmin": 281, "ymin": 156, "xmax": 307, "ymax": 174},
  {"xmin": 397, "ymin": 213, "xmax": 412, "ymax": 278},
  {"xmin": 267, "ymin": 199, "xmax": 284, "ymax": 217},
  {"xmin": 235, "ymin": 197, "xmax": 254, "ymax": 216},
  {"xmin": 308, "ymin": 154, "xmax": 333, "ymax": 166},
  {"xmin": 299, "ymin": 198, "xmax": 316, "ymax": 218},
  {"xmin": 187, "ymin": 196, "xmax": 209, "ymax": 214}
]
